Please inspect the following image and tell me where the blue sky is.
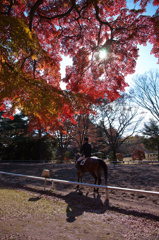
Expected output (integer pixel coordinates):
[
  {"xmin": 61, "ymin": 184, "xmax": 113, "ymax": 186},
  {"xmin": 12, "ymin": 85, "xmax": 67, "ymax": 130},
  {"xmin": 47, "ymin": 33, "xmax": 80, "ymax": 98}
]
[
  {"xmin": 125, "ymin": 1, "xmax": 159, "ymax": 87},
  {"xmin": 126, "ymin": 43, "xmax": 159, "ymax": 88}
]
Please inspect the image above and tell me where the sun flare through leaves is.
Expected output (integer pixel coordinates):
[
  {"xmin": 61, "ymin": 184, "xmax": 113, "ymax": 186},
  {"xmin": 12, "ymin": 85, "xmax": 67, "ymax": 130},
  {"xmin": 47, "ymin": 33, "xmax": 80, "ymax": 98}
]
[{"xmin": 0, "ymin": 0, "xmax": 158, "ymax": 132}]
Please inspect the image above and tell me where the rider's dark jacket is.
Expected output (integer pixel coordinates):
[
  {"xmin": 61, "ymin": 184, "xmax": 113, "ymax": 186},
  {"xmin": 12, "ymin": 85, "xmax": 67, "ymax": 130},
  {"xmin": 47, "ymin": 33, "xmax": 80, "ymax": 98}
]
[{"xmin": 80, "ymin": 142, "xmax": 91, "ymax": 157}]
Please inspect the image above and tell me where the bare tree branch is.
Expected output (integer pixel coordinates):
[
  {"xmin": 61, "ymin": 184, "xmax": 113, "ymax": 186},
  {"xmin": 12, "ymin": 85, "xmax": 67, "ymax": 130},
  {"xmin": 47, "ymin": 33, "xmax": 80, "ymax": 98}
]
[{"xmin": 131, "ymin": 70, "xmax": 159, "ymax": 121}]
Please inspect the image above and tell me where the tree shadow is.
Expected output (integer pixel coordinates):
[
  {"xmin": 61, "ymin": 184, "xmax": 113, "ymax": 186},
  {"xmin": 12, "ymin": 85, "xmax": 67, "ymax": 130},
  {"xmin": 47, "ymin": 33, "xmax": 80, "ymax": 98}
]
[
  {"xmin": 109, "ymin": 205, "xmax": 159, "ymax": 222},
  {"xmin": 28, "ymin": 196, "xmax": 41, "ymax": 201}
]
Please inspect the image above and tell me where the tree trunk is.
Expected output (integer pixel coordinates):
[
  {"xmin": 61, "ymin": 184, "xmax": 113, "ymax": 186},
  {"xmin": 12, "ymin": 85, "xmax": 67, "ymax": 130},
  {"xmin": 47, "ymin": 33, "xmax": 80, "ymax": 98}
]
[
  {"xmin": 59, "ymin": 147, "xmax": 67, "ymax": 162},
  {"xmin": 38, "ymin": 129, "xmax": 43, "ymax": 161},
  {"xmin": 112, "ymin": 149, "xmax": 117, "ymax": 162}
]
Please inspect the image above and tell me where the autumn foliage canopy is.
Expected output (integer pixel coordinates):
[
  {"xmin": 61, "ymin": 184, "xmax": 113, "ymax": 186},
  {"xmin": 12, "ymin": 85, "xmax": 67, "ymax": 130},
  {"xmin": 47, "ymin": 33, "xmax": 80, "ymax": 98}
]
[
  {"xmin": 132, "ymin": 149, "xmax": 145, "ymax": 160},
  {"xmin": 0, "ymin": 0, "xmax": 159, "ymax": 132}
]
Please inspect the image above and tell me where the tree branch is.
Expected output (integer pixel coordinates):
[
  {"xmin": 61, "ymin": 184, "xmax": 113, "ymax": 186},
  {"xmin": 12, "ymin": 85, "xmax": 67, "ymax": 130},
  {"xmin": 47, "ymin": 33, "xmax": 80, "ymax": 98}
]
[
  {"xmin": 29, "ymin": 0, "xmax": 44, "ymax": 31},
  {"xmin": 38, "ymin": 0, "xmax": 76, "ymax": 21},
  {"xmin": 93, "ymin": 1, "xmax": 113, "ymax": 40}
]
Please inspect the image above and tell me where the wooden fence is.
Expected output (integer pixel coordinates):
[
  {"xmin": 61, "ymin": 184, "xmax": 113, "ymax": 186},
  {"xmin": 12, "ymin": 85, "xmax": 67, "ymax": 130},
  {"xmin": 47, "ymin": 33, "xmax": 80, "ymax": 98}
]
[{"xmin": 0, "ymin": 171, "xmax": 159, "ymax": 204}]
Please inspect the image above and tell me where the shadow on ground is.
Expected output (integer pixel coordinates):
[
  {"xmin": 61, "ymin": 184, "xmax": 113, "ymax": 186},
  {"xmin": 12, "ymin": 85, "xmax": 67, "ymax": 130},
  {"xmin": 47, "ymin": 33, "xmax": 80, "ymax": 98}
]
[{"xmin": 1, "ymin": 181, "xmax": 159, "ymax": 223}]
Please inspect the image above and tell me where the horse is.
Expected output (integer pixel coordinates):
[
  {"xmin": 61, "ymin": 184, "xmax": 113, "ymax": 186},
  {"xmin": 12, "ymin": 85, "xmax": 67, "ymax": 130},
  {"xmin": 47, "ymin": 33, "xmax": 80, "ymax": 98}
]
[{"xmin": 75, "ymin": 153, "xmax": 108, "ymax": 192}]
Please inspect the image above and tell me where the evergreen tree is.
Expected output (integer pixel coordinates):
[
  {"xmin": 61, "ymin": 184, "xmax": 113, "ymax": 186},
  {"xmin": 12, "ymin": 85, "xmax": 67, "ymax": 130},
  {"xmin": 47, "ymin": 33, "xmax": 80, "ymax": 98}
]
[
  {"xmin": 142, "ymin": 119, "xmax": 159, "ymax": 161},
  {"xmin": 0, "ymin": 112, "xmax": 57, "ymax": 161}
]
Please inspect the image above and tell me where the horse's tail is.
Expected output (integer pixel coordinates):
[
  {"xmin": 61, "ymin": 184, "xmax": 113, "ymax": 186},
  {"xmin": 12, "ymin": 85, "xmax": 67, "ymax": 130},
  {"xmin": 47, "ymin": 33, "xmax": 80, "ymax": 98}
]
[{"xmin": 99, "ymin": 159, "xmax": 108, "ymax": 185}]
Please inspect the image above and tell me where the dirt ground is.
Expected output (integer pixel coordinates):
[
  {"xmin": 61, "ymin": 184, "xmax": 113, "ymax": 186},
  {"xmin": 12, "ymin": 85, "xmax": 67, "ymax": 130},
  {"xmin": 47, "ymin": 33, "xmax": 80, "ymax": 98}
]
[{"xmin": 0, "ymin": 162, "xmax": 159, "ymax": 240}]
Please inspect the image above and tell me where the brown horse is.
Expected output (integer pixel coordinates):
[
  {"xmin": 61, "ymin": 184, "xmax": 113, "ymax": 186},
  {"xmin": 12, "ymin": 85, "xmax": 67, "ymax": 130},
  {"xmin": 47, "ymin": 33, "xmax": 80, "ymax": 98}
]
[{"xmin": 75, "ymin": 153, "xmax": 108, "ymax": 192}]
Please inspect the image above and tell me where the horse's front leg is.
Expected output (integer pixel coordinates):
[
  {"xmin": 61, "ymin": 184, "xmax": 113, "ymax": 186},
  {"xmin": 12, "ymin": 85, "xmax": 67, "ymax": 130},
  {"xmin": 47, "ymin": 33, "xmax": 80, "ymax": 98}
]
[
  {"xmin": 76, "ymin": 172, "xmax": 84, "ymax": 190},
  {"xmin": 76, "ymin": 172, "xmax": 81, "ymax": 189}
]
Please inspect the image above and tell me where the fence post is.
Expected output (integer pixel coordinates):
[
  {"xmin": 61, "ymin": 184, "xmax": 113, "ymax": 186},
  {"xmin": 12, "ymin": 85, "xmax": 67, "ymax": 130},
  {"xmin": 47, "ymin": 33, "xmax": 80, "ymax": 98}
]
[
  {"xmin": 41, "ymin": 169, "xmax": 50, "ymax": 191},
  {"xmin": 51, "ymin": 180, "xmax": 54, "ymax": 190},
  {"xmin": 105, "ymin": 187, "xmax": 109, "ymax": 200},
  {"xmin": 43, "ymin": 178, "xmax": 47, "ymax": 191}
]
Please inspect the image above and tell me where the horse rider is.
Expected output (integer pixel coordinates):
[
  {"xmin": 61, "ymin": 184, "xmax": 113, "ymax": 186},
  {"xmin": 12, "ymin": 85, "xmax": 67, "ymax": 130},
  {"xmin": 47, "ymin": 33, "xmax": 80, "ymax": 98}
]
[{"xmin": 77, "ymin": 137, "xmax": 91, "ymax": 172}]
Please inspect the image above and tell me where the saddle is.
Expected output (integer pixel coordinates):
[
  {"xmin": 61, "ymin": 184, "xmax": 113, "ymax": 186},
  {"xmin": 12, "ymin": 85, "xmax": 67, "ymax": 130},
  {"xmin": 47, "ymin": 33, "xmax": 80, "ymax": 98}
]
[{"xmin": 80, "ymin": 158, "xmax": 87, "ymax": 165}]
